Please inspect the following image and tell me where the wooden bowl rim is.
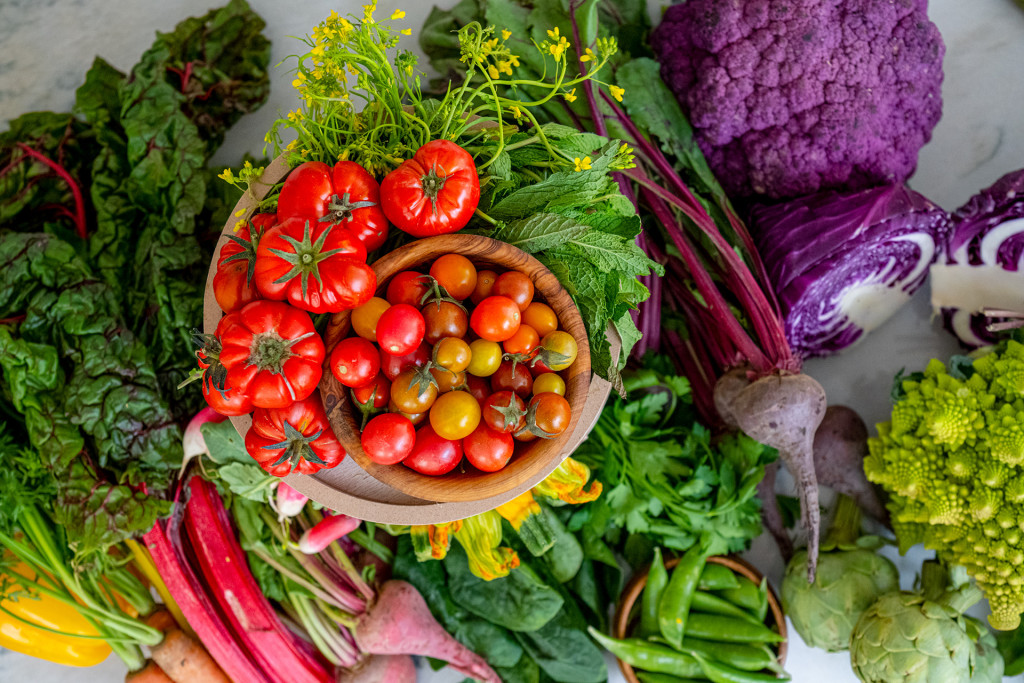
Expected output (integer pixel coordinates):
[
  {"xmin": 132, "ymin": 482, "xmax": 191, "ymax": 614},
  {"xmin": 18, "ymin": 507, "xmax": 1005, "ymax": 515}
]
[
  {"xmin": 612, "ymin": 554, "xmax": 788, "ymax": 683},
  {"xmin": 319, "ymin": 233, "xmax": 592, "ymax": 503}
]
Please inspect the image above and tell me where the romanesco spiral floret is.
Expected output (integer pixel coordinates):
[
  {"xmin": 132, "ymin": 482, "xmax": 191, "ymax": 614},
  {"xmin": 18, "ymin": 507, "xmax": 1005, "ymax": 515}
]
[{"xmin": 868, "ymin": 342, "xmax": 1024, "ymax": 630}]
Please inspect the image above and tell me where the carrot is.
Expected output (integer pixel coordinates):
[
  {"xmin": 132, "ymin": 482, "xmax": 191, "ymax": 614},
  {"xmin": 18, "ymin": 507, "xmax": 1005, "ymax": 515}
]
[
  {"xmin": 150, "ymin": 629, "xmax": 231, "ymax": 683},
  {"xmin": 145, "ymin": 609, "xmax": 178, "ymax": 634},
  {"xmin": 125, "ymin": 660, "xmax": 174, "ymax": 683}
]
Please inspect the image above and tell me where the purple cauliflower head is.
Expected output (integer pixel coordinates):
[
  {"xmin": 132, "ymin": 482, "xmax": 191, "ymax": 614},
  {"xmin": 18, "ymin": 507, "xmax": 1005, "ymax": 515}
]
[{"xmin": 651, "ymin": 0, "xmax": 945, "ymax": 199}]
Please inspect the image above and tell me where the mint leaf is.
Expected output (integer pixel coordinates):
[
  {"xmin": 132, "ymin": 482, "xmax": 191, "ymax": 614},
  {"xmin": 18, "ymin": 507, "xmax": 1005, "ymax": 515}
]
[
  {"xmin": 567, "ymin": 232, "xmax": 659, "ymax": 278},
  {"xmin": 492, "ymin": 213, "xmax": 590, "ymax": 253},
  {"xmin": 219, "ymin": 462, "xmax": 274, "ymax": 502},
  {"xmin": 612, "ymin": 311, "xmax": 642, "ymax": 370},
  {"xmin": 200, "ymin": 419, "xmax": 251, "ymax": 466}
]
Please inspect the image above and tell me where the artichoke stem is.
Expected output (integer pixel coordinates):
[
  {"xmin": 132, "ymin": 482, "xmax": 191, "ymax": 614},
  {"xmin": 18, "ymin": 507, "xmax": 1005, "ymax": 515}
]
[{"xmin": 823, "ymin": 493, "xmax": 863, "ymax": 550}]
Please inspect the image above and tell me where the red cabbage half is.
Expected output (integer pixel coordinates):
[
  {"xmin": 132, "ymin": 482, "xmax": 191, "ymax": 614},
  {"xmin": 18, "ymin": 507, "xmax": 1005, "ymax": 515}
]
[
  {"xmin": 751, "ymin": 185, "xmax": 949, "ymax": 357},
  {"xmin": 931, "ymin": 169, "xmax": 1024, "ymax": 347}
]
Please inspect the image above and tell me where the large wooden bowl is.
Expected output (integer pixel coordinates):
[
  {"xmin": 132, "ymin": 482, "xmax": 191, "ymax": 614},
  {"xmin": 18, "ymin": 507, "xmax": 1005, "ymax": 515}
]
[{"xmin": 318, "ymin": 234, "xmax": 592, "ymax": 503}]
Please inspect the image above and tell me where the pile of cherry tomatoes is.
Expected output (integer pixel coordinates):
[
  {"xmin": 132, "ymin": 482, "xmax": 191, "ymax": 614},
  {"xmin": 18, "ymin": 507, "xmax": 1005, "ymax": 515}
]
[{"xmin": 331, "ymin": 253, "xmax": 579, "ymax": 476}]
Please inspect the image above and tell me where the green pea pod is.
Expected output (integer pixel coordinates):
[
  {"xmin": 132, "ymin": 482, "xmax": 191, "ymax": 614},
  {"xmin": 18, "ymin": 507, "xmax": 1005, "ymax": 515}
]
[
  {"xmin": 680, "ymin": 637, "xmax": 777, "ymax": 672},
  {"xmin": 637, "ymin": 673, "xmax": 705, "ymax": 683},
  {"xmin": 691, "ymin": 591, "xmax": 761, "ymax": 625},
  {"xmin": 685, "ymin": 614, "xmax": 786, "ymax": 644},
  {"xmin": 698, "ymin": 564, "xmax": 741, "ymax": 591},
  {"xmin": 755, "ymin": 578, "xmax": 769, "ymax": 624},
  {"xmin": 658, "ymin": 546, "xmax": 706, "ymax": 649},
  {"xmin": 587, "ymin": 627, "xmax": 704, "ymax": 678},
  {"xmin": 692, "ymin": 652, "xmax": 791, "ymax": 683},
  {"xmin": 718, "ymin": 576, "xmax": 761, "ymax": 613},
  {"xmin": 640, "ymin": 547, "xmax": 669, "ymax": 637}
]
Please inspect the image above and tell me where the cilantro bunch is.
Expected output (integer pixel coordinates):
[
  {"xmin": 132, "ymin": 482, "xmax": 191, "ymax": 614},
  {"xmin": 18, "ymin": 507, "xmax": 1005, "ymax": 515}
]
[{"xmin": 571, "ymin": 357, "xmax": 778, "ymax": 556}]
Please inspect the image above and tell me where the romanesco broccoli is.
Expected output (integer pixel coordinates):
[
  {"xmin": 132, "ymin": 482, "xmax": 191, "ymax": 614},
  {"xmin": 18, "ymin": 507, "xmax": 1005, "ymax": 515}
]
[{"xmin": 867, "ymin": 339, "xmax": 1024, "ymax": 630}]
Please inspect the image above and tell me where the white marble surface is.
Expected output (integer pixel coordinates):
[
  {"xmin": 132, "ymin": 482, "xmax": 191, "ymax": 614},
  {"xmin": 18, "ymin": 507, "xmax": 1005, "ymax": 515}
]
[{"xmin": 2, "ymin": 0, "xmax": 1024, "ymax": 681}]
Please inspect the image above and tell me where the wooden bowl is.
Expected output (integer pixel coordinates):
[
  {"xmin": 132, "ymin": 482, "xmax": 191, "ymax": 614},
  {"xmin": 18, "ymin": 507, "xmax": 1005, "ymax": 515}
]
[
  {"xmin": 613, "ymin": 555, "xmax": 788, "ymax": 683},
  {"xmin": 318, "ymin": 233, "xmax": 592, "ymax": 503}
]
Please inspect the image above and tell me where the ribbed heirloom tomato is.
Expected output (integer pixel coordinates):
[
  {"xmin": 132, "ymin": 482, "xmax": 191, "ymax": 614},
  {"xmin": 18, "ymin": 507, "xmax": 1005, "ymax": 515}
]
[
  {"xmin": 212, "ymin": 213, "xmax": 276, "ymax": 314},
  {"xmin": 245, "ymin": 394, "xmax": 344, "ymax": 476},
  {"xmin": 277, "ymin": 160, "xmax": 390, "ymax": 252},
  {"xmin": 195, "ymin": 324, "xmax": 253, "ymax": 417},
  {"xmin": 380, "ymin": 140, "xmax": 481, "ymax": 237},
  {"xmin": 217, "ymin": 300, "xmax": 325, "ymax": 409}
]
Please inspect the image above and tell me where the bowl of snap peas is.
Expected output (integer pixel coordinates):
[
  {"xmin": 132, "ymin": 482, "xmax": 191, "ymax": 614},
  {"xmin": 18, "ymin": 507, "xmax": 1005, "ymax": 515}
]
[{"xmin": 589, "ymin": 548, "xmax": 789, "ymax": 683}]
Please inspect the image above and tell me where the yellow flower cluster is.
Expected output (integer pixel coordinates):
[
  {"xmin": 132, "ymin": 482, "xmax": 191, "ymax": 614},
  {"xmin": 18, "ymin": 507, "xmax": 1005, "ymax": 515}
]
[
  {"xmin": 543, "ymin": 27, "xmax": 570, "ymax": 62},
  {"xmin": 459, "ymin": 25, "xmax": 521, "ymax": 81}
]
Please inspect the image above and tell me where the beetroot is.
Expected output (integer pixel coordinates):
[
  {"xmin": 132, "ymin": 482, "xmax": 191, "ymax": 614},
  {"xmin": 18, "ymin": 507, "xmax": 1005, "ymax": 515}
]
[
  {"xmin": 813, "ymin": 405, "xmax": 888, "ymax": 523},
  {"xmin": 338, "ymin": 655, "xmax": 416, "ymax": 683},
  {"xmin": 354, "ymin": 580, "xmax": 500, "ymax": 683}
]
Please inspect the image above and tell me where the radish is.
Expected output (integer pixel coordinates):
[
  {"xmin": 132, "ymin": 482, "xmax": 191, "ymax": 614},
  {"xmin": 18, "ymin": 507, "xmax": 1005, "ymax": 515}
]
[
  {"xmin": 338, "ymin": 655, "xmax": 416, "ymax": 683},
  {"xmin": 180, "ymin": 407, "xmax": 225, "ymax": 477},
  {"xmin": 273, "ymin": 481, "xmax": 309, "ymax": 521},
  {"xmin": 354, "ymin": 580, "xmax": 500, "ymax": 683},
  {"xmin": 298, "ymin": 513, "xmax": 360, "ymax": 554}
]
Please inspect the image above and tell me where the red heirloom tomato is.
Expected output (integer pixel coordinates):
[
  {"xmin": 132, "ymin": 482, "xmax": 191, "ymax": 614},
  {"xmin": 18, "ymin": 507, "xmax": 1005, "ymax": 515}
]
[
  {"xmin": 218, "ymin": 300, "xmax": 325, "ymax": 409},
  {"xmin": 404, "ymin": 424, "xmax": 463, "ymax": 476},
  {"xmin": 329, "ymin": 337, "xmax": 380, "ymax": 388},
  {"xmin": 361, "ymin": 413, "xmax": 416, "ymax": 465},
  {"xmin": 470, "ymin": 296, "xmax": 521, "ymax": 342},
  {"xmin": 464, "ymin": 424, "xmax": 515, "ymax": 473},
  {"xmin": 277, "ymin": 160, "xmax": 390, "ymax": 252},
  {"xmin": 255, "ymin": 217, "xmax": 373, "ymax": 313},
  {"xmin": 245, "ymin": 394, "xmax": 344, "ymax": 477},
  {"xmin": 380, "ymin": 140, "xmax": 480, "ymax": 237},
  {"xmin": 195, "ymin": 323, "xmax": 253, "ymax": 416},
  {"xmin": 213, "ymin": 213, "xmax": 277, "ymax": 314}
]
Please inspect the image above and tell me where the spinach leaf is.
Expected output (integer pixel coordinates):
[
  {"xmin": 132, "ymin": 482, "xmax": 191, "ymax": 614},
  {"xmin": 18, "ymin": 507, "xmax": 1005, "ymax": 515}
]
[{"xmin": 513, "ymin": 608, "xmax": 608, "ymax": 683}]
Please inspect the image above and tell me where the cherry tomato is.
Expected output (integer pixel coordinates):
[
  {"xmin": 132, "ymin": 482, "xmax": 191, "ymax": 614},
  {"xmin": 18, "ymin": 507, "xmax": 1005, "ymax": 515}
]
[
  {"xmin": 491, "ymin": 360, "xmax": 533, "ymax": 397},
  {"xmin": 380, "ymin": 342, "xmax": 431, "ymax": 381},
  {"xmin": 503, "ymin": 324, "xmax": 539, "ymax": 356},
  {"xmin": 390, "ymin": 369, "xmax": 438, "ymax": 413},
  {"xmin": 422, "ymin": 301, "xmax": 468, "ymax": 345},
  {"xmin": 361, "ymin": 413, "xmax": 416, "ymax": 465},
  {"xmin": 529, "ymin": 392, "xmax": 571, "ymax": 438},
  {"xmin": 482, "ymin": 391, "xmax": 527, "ymax": 433},
  {"xmin": 329, "ymin": 337, "xmax": 380, "ymax": 388},
  {"xmin": 431, "ymin": 368, "xmax": 467, "ymax": 393},
  {"xmin": 351, "ymin": 297, "xmax": 390, "ymax": 342},
  {"xmin": 464, "ymin": 374, "xmax": 491, "ymax": 407},
  {"xmin": 404, "ymin": 424, "xmax": 463, "ymax": 476},
  {"xmin": 434, "ymin": 337, "xmax": 472, "ymax": 373},
  {"xmin": 492, "ymin": 271, "xmax": 534, "ymax": 312},
  {"xmin": 514, "ymin": 431, "xmax": 537, "ymax": 443},
  {"xmin": 380, "ymin": 140, "xmax": 480, "ymax": 238},
  {"xmin": 470, "ymin": 296, "xmax": 521, "ymax": 342},
  {"xmin": 538, "ymin": 331, "xmax": 578, "ymax": 371},
  {"xmin": 352, "ymin": 373, "xmax": 390, "ymax": 409},
  {"xmin": 376, "ymin": 304, "xmax": 426, "ymax": 356},
  {"xmin": 466, "ymin": 339, "xmax": 502, "ymax": 377},
  {"xmin": 471, "ymin": 270, "xmax": 498, "ymax": 304},
  {"xmin": 429, "ymin": 391, "xmax": 481, "ymax": 440},
  {"xmin": 532, "ymin": 372, "xmax": 566, "ymax": 396},
  {"xmin": 464, "ymin": 424, "xmax": 514, "ymax": 473},
  {"xmin": 429, "ymin": 254, "xmax": 477, "ymax": 300},
  {"xmin": 386, "ymin": 271, "xmax": 430, "ymax": 307},
  {"xmin": 523, "ymin": 302, "xmax": 558, "ymax": 337},
  {"xmin": 389, "ymin": 400, "xmax": 428, "ymax": 427}
]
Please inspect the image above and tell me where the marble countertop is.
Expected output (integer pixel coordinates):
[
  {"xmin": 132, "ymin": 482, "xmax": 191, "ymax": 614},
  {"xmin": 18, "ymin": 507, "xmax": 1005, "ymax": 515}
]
[{"xmin": 2, "ymin": 0, "xmax": 1024, "ymax": 681}]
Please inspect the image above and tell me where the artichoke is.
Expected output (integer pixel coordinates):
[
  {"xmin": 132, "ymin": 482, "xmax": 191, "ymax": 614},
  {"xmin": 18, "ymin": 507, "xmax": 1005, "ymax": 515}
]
[
  {"xmin": 850, "ymin": 562, "xmax": 1004, "ymax": 682},
  {"xmin": 783, "ymin": 494, "xmax": 899, "ymax": 652}
]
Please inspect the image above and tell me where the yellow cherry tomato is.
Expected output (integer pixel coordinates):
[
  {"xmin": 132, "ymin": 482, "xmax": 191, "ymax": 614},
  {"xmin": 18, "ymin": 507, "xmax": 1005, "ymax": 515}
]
[
  {"xmin": 466, "ymin": 339, "xmax": 502, "ymax": 377},
  {"xmin": 540, "ymin": 331, "xmax": 578, "ymax": 371},
  {"xmin": 351, "ymin": 297, "xmax": 391, "ymax": 342},
  {"xmin": 429, "ymin": 391, "xmax": 481, "ymax": 440},
  {"xmin": 523, "ymin": 302, "xmax": 558, "ymax": 337},
  {"xmin": 532, "ymin": 372, "xmax": 566, "ymax": 396},
  {"xmin": 434, "ymin": 337, "xmax": 472, "ymax": 373}
]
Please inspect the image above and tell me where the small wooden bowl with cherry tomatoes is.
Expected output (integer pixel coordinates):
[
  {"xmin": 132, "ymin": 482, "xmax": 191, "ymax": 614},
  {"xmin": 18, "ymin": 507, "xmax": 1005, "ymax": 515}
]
[{"xmin": 318, "ymin": 234, "xmax": 591, "ymax": 503}]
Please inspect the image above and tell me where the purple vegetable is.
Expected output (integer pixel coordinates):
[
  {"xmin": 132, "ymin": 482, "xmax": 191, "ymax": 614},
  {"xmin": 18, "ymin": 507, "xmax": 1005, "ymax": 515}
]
[
  {"xmin": 931, "ymin": 169, "xmax": 1024, "ymax": 346},
  {"xmin": 650, "ymin": 0, "xmax": 945, "ymax": 199},
  {"xmin": 750, "ymin": 184, "xmax": 948, "ymax": 356}
]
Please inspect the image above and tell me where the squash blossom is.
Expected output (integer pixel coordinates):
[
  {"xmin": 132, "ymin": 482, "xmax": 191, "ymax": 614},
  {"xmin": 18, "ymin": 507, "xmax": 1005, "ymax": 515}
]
[
  {"xmin": 533, "ymin": 457, "xmax": 602, "ymax": 504},
  {"xmin": 410, "ymin": 521, "xmax": 462, "ymax": 562},
  {"xmin": 453, "ymin": 510, "xmax": 519, "ymax": 581},
  {"xmin": 495, "ymin": 491, "xmax": 556, "ymax": 556}
]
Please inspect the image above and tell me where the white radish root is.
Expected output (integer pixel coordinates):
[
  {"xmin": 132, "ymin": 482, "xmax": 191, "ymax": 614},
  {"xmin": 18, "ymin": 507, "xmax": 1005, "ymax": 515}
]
[
  {"xmin": 813, "ymin": 405, "xmax": 888, "ymax": 524},
  {"xmin": 339, "ymin": 655, "xmax": 416, "ymax": 683},
  {"xmin": 354, "ymin": 580, "xmax": 500, "ymax": 683},
  {"xmin": 714, "ymin": 370, "xmax": 827, "ymax": 581}
]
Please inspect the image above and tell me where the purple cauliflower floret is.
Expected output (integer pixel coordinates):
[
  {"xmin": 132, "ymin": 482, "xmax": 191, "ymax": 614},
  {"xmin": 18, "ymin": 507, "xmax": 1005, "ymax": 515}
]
[{"xmin": 651, "ymin": 0, "xmax": 945, "ymax": 199}]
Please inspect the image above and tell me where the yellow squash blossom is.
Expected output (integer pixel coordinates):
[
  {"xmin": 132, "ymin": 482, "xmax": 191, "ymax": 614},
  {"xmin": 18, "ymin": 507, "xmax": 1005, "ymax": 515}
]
[
  {"xmin": 453, "ymin": 510, "xmax": 520, "ymax": 580},
  {"xmin": 410, "ymin": 521, "xmax": 462, "ymax": 561},
  {"xmin": 533, "ymin": 457, "xmax": 602, "ymax": 504},
  {"xmin": 496, "ymin": 491, "xmax": 556, "ymax": 555}
]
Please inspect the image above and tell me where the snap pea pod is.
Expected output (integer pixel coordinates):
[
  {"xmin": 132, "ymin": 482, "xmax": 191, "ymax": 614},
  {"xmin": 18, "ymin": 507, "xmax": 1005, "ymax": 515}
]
[
  {"xmin": 641, "ymin": 547, "xmax": 669, "ymax": 637},
  {"xmin": 679, "ymin": 638, "xmax": 778, "ymax": 672},
  {"xmin": 717, "ymin": 576, "xmax": 761, "ymax": 614},
  {"xmin": 637, "ymin": 673, "xmax": 706, "ymax": 683},
  {"xmin": 690, "ymin": 591, "xmax": 761, "ymax": 625},
  {"xmin": 755, "ymin": 579, "xmax": 769, "ymax": 623},
  {"xmin": 685, "ymin": 614, "xmax": 785, "ymax": 644},
  {"xmin": 692, "ymin": 652, "xmax": 791, "ymax": 683},
  {"xmin": 658, "ymin": 546, "xmax": 706, "ymax": 649},
  {"xmin": 698, "ymin": 564, "xmax": 740, "ymax": 591},
  {"xmin": 587, "ymin": 627, "xmax": 704, "ymax": 678}
]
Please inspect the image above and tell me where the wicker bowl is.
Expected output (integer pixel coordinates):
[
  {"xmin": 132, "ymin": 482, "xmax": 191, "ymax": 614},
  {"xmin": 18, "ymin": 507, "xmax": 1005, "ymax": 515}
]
[
  {"xmin": 317, "ymin": 233, "xmax": 592, "ymax": 503},
  {"xmin": 612, "ymin": 554, "xmax": 788, "ymax": 683}
]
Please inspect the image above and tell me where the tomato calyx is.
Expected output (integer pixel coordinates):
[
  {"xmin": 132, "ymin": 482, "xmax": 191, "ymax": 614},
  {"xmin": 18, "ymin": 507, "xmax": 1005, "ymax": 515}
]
[
  {"xmin": 351, "ymin": 384, "xmax": 384, "ymax": 429},
  {"xmin": 182, "ymin": 329, "xmax": 227, "ymax": 391},
  {"xmin": 270, "ymin": 220, "xmax": 355, "ymax": 300},
  {"xmin": 420, "ymin": 165, "xmax": 448, "ymax": 214},
  {"xmin": 514, "ymin": 402, "xmax": 559, "ymax": 440},
  {"xmin": 321, "ymin": 192, "xmax": 378, "ymax": 224},
  {"xmin": 221, "ymin": 220, "xmax": 262, "ymax": 286},
  {"xmin": 245, "ymin": 329, "xmax": 318, "ymax": 402},
  {"xmin": 261, "ymin": 420, "xmax": 329, "ymax": 471},
  {"xmin": 502, "ymin": 351, "xmax": 534, "ymax": 375},
  {"xmin": 408, "ymin": 362, "xmax": 440, "ymax": 397},
  {"xmin": 529, "ymin": 346, "xmax": 572, "ymax": 371},
  {"xmin": 418, "ymin": 275, "xmax": 467, "ymax": 311},
  {"xmin": 492, "ymin": 392, "xmax": 528, "ymax": 432}
]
